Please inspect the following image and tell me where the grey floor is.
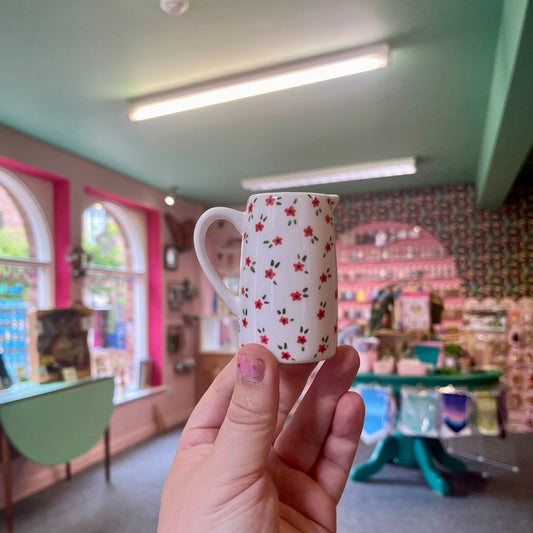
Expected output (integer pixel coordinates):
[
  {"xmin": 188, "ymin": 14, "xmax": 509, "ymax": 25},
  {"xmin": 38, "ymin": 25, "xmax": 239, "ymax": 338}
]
[{"xmin": 4, "ymin": 428, "xmax": 533, "ymax": 533}]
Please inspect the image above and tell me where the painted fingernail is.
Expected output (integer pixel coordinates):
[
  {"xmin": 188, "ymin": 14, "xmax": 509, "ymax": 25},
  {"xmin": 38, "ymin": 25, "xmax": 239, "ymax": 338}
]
[{"xmin": 238, "ymin": 354, "xmax": 265, "ymax": 382}]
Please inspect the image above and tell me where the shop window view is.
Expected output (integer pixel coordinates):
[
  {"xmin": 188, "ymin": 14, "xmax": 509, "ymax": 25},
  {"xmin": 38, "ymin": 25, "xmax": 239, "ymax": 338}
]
[
  {"xmin": 0, "ymin": 174, "xmax": 52, "ymax": 384},
  {"xmin": 82, "ymin": 202, "xmax": 147, "ymax": 393}
]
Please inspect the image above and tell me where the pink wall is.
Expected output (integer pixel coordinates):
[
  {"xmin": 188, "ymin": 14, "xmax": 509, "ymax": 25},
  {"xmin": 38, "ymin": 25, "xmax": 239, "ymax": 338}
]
[{"xmin": 0, "ymin": 124, "xmax": 204, "ymax": 507}]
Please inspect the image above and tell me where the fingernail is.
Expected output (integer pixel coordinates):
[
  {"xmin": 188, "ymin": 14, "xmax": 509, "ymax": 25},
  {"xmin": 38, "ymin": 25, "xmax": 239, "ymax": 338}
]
[{"xmin": 238, "ymin": 354, "xmax": 265, "ymax": 383}]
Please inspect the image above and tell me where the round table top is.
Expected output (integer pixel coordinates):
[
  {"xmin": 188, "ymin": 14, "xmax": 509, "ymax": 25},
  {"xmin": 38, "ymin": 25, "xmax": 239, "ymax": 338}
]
[{"xmin": 353, "ymin": 369, "xmax": 502, "ymax": 391}]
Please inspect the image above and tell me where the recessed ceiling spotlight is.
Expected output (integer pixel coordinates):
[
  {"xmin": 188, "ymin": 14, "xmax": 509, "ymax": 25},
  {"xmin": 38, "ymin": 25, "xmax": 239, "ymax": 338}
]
[
  {"xmin": 160, "ymin": 0, "xmax": 189, "ymax": 16},
  {"xmin": 164, "ymin": 186, "xmax": 179, "ymax": 206}
]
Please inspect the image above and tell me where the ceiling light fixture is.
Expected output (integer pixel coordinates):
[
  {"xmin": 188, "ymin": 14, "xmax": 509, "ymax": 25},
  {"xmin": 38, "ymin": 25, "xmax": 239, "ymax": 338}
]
[
  {"xmin": 160, "ymin": 0, "xmax": 189, "ymax": 16},
  {"xmin": 164, "ymin": 186, "xmax": 179, "ymax": 206},
  {"xmin": 241, "ymin": 157, "xmax": 417, "ymax": 191},
  {"xmin": 128, "ymin": 43, "xmax": 389, "ymax": 121}
]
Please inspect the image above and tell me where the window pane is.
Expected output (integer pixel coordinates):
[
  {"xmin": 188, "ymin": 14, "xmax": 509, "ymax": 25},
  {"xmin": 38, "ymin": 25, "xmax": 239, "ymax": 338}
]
[
  {"xmin": 0, "ymin": 184, "xmax": 31, "ymax": 259},
  {"xmin": 82, "ymin": 204, "xmax": 130, "ymax": 269},
  {"xmin": 0, "ymin": 265, "xmax": 41, "ymax": 381},
  {"xmin": 83, "ymin": 273, "xmax": 137, "ymax": 390}
]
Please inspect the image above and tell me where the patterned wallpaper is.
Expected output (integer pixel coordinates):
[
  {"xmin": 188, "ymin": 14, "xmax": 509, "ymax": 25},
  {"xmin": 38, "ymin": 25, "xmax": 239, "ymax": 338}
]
[{"xmin": 335, "ymin": 182, "xmax": 532, "ymax": 299}]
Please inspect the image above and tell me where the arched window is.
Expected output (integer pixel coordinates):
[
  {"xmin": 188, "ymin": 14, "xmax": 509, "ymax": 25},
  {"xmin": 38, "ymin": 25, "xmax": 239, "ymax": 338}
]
[
  {"xmin": 0, "ymin": 169, "xmax": 53, "ymax": 382},
  {"xmin": 82, "ymin": 201, "xmax": 147, "ymax": 391}
]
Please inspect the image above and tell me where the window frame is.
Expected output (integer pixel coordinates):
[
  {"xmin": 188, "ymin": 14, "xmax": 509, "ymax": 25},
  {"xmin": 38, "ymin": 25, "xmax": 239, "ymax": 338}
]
[
  {"xmin": 82, "ymin": 200, "xmax": 148, "ymax": 389},
  {"xmin": 0, "ymin": 168, "xmax": 54, "ymax": 308},
  {"xmin": 84, "ymin": 186, "xmax": 163, "ymax": 387}
]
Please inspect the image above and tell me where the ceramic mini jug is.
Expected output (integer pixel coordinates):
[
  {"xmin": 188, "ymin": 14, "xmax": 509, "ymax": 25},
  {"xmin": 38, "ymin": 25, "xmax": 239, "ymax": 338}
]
[{"xmin": 194, "ymin": 192, "xmax": 339, "ymax": 364}]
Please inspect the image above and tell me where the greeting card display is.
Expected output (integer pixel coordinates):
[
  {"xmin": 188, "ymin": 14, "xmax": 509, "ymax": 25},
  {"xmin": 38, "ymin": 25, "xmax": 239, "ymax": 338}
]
[{"xmin": 400, "ymin": 292, "xmax": 431, "ymax": 332}]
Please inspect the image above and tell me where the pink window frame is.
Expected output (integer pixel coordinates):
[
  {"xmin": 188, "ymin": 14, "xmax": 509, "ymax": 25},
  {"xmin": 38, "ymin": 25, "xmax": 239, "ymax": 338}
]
[{"xmin": 0, "ymin": 158, "xmax": 163, "ymax": 386}]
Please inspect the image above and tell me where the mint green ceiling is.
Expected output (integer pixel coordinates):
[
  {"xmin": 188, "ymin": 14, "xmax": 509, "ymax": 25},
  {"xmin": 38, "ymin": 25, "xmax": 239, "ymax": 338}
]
[{"xmin": 0, "ymin": 1, "xmax": 531, "ymax": 207}]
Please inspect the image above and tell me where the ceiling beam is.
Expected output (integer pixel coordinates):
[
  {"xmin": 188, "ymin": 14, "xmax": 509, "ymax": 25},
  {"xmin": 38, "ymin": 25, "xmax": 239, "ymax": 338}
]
[{"xmin": 476, "ymin": 0, "xmax": 533, "ymax": 208}]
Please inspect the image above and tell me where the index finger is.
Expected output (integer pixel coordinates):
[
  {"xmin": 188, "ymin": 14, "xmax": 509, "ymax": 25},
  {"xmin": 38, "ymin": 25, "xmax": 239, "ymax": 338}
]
[{"xmin": 275, "ymin": 361, "xmax": 317, "ymax": 436}]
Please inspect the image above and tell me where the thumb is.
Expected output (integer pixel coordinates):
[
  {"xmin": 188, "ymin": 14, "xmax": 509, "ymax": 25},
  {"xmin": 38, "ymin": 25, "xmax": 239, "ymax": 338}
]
[{"xmin": 212, "ymin": 344, "xmax": 279, "ymax": 481}]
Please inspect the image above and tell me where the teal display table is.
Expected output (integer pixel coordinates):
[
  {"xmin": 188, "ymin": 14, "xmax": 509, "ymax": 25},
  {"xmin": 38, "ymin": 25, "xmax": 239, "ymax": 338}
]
[
  {"xmin": 350, "ymin": 371, "xmax": 502, "ymax": 495},
  {"xmin": 0, "ymin": 377, "xmax": 115, "ymax": 532}
]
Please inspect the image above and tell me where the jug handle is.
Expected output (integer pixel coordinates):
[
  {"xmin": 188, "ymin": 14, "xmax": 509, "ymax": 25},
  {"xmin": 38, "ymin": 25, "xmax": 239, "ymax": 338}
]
[{"xmin": 193, "ymin": 207, "xmax": 244, "ymax": 317}]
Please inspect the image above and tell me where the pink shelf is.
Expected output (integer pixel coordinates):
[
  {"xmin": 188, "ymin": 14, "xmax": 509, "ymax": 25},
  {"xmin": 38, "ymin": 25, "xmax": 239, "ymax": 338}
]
[{"xmin": 336, "ymin": 221, "xmax": 465, "ymax": 332}]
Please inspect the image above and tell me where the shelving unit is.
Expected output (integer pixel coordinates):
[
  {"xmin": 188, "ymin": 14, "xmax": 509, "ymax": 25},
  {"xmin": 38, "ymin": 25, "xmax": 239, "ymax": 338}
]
[{"xmin": 336, "ymin": 222, "xmax": 464, "ymax": 331}]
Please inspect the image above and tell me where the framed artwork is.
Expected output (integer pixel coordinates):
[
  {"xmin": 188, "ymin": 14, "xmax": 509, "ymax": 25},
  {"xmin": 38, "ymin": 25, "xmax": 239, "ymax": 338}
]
[
  {"xmin": 30, "ymin": 306, "xmax": 93, "ymax": 383},
  {"xmin": 164, "ymin": 244, "xmax": 179, "ymax": 270},
  {"xmin": 167, "ymin": 283, "xmax": 186, "ymax": 310},
  {"xmin": 167, "ymin": 324, "xmax": 184, "ymax": 354}
]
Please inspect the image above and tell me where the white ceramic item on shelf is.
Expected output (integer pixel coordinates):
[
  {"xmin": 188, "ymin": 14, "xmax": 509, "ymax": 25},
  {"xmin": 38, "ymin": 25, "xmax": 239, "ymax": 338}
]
[
  {"xmin": 396, "ymin": 358, "xmax": 429, "ymax": 376},
  {"xmin": 372, "ymin": 357, "xmax": 395, "ymax": 375},
  {"xmin": 194, "ymin": 192, "xmax": 339, "ymax": 364}
]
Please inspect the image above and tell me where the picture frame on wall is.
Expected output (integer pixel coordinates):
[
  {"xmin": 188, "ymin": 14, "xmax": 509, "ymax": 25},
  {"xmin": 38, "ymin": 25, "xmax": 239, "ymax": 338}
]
[
  {"xmin": 164, "ymin": 244, "xmax": 179, "ymax": 270},
  {"xmin": 167, "ymin": 283, "xmax": 186, "ymax": 311},
  {"xmin": 167, "ymin": 324, "xmax": 184, "ymax": 354}
]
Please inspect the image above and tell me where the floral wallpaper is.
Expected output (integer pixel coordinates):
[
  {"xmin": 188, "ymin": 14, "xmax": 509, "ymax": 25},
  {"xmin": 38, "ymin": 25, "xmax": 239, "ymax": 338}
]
[{"xmin": 335, "ymin": 182, "xmax": 532, "ymax": 299}]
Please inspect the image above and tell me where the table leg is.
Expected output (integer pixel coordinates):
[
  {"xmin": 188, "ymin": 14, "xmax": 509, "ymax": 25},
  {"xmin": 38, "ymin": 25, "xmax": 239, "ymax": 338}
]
[
  {"xmin": 104, "ymin": 427, "xmax": 110, "ymax": 483},
  {"xmin": 413, "ymin": 438, "xmax": 450, "ymax": 495},
  {"xmin": 1, "ymin": 428, "xmax": 13, "ymax": 533},
  {"xmin": 428, "ymin": 439, "xmax": 467, "ymax": 472},
  {"xmin": 350, "ymin": 435, "xmax": 398, "ymax": 481},
  {"xmin": 65, "ymin": 462, "xmax": 72, "ymax": 480}
]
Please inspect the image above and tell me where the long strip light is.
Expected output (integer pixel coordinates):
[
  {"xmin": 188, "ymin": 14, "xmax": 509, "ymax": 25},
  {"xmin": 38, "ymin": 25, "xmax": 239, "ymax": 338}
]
[
  {"xmin": 128, "ymin": 43, "xmax": 389, "ymax": 121},
  {"xmin": 241, "ymin": 158, "xmax": 417, "ymax": 191}
]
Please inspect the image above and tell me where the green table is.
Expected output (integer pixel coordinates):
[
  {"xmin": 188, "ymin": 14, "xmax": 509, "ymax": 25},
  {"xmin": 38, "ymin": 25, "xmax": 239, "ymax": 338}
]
[
  {"xmin": 0, "ymin": 377, "xmax": 115, "ymax": 532},
  {"xmin": 350, "ymin": 371, "xmax": 502, "ymax": 495}
]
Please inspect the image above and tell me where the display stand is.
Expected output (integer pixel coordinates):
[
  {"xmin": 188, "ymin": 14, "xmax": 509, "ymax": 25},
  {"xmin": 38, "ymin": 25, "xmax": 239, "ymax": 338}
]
[{"xmin": 350, "ymin": 371, "xmax": 501, "ymax": 495}]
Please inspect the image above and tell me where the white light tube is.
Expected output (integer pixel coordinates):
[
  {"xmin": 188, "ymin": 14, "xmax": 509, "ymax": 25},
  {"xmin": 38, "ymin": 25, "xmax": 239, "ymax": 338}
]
[
  {"xmin": 129, "ymin": 44, "xmax": 389, "ymax": 121},
  {"xmin": 241, "ymin": 158, "xmax": 417, "ymax": 191}
]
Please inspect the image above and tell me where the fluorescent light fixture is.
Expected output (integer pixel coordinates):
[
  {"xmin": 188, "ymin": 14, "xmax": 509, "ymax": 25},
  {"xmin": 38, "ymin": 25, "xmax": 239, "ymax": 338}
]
[
  {"xmin": 128, "ymin": 43, "xmax": 389, "ymax": 121},
  {"xmin": 241, "ymin": 157, "xmax": 417, "ymax": 191}
]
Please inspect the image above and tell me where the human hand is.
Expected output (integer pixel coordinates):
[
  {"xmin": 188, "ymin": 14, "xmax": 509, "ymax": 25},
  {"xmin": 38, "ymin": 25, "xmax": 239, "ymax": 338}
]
[{"xmin": 158, "ymin": 344, "xmax": 364, "ymax": 532}]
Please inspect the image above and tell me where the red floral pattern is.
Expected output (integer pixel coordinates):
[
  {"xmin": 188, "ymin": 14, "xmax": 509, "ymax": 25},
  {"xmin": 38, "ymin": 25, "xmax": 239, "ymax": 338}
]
[
  {"xmin": 238, "ymin": 192, "xmax": 339, "ymax": 363},
  {"xmin": 265, "ymin": 268, "xmax": 276, "ymax": 279}
]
